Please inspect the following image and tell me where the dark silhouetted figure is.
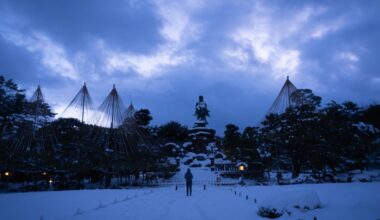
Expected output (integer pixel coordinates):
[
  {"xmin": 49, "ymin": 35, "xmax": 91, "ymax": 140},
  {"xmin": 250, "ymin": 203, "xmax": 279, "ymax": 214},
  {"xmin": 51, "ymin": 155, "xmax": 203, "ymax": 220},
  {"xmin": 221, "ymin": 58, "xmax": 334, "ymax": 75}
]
[
  {"xmin": 194, "ymin": 96, "xmax": 210, "ymax": 124},
  {"xmin": 184, "ymin": 168, "xmax": 193, "ymax": 196}
]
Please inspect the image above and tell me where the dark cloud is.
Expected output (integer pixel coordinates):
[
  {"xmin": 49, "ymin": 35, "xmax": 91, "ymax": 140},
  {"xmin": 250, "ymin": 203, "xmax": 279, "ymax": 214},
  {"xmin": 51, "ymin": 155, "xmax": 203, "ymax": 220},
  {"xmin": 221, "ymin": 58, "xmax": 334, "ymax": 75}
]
[{"xmin": 0, "ymin": 0, "xmax": 161, "ymax": 52}]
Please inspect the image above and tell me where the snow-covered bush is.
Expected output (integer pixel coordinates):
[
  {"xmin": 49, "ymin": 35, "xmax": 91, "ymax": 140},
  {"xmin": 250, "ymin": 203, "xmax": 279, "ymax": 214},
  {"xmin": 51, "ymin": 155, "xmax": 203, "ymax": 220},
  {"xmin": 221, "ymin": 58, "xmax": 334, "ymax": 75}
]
[
  {"xmin": 190, "ymin": 163, "xmax": 202, "ymax": 168},
  {"xmin": 257, "ymin": 190, "xmax": 321, "ymax": 218},
  {"xmin": 257, "ymin": 207, "xmax": 283, "ymax": 218},
  {"xmin": 196, "ymin": 155, "xmax": 207, "ymax": 161},
  {"xmin": 290, "ymin": 174, "xmax": 318, "ymax": 184},
  {"xmin": 292, "ymin": 192, "xmax": 321, "ymax": 211}
]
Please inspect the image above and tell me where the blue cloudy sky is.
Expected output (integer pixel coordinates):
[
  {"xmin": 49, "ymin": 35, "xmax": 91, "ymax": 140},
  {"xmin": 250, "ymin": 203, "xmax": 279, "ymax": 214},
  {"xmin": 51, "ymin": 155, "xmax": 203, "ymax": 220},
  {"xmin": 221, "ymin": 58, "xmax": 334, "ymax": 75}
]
[{"xmin": 1, "ymin": 0, "xmax": 379, "ymax": 134}]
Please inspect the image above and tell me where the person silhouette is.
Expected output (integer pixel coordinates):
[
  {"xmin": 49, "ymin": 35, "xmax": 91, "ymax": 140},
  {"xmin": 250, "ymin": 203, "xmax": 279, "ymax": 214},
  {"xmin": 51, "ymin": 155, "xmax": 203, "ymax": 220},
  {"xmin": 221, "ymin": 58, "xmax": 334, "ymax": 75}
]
[{"xmin": 184, "ymin": 168, "xmax": 193, "ymax": 196}]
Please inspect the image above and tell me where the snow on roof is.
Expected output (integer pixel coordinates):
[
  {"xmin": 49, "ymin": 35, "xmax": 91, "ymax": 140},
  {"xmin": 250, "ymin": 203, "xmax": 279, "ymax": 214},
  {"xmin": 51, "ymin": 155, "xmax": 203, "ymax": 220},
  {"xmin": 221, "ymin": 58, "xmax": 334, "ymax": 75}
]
[
  {"xmin": 190, "ymin": 127, "xmax": 214, "ymax": 131},
  {"xmin": 165, "ymin": 142, "xmax": 180, "ymax": 148},
  {"xmin": 215, "ymin": 152, "xmax": 227, "ymax": 159},
  {"xmin": 189, "ymin": 131, "xmax": 212, "ymax": 136},
  {"xmin": 214, "ymin": 158, "xmax": 232, "ymax": 164},
  {"xmin": 236, "ymin": 162, "xmax": 248, "ymax": 167}
]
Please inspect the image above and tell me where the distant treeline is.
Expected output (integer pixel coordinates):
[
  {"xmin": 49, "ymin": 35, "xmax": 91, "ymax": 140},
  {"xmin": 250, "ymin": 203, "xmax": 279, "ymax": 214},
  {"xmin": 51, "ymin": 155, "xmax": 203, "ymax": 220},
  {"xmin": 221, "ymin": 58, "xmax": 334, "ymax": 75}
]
[{"xmin": 221, "ymin": 89, "xmax": 380, "ymax": 180}]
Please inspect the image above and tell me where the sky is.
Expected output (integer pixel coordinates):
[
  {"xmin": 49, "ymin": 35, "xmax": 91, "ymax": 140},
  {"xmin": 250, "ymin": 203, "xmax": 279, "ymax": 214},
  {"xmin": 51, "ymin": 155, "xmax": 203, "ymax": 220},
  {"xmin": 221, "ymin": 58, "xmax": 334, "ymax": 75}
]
[{"xmin": 1, "ymin": 0, "xmax": 379, "ymax": 134}]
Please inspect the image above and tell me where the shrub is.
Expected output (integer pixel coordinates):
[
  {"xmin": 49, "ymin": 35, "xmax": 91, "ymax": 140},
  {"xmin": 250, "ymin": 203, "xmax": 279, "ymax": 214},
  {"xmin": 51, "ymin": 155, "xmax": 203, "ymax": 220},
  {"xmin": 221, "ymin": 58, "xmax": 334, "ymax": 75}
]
[{"xmin": 257, "ymin": 207, "xmax": 283, "ymax": 218}]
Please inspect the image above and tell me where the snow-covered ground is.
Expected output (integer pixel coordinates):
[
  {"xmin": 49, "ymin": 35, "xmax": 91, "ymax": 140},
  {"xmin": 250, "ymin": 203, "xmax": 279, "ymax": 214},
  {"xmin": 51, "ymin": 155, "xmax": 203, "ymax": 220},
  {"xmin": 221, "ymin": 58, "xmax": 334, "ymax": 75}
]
[{"xmin": 1, "ymin": 182, "xmax": 379, "ymax": 220}]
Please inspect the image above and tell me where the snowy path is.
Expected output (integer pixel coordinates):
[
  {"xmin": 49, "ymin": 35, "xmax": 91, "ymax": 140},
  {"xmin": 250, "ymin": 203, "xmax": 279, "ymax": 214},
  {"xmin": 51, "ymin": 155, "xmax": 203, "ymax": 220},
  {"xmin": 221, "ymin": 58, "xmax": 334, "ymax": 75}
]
[
  {"xmin": 1, "ymin": 183, "xmax": 380, "ymax": 220},
  {"xmin": 70, "ymin": 186, "xmax": 255, "ymax": 220}
]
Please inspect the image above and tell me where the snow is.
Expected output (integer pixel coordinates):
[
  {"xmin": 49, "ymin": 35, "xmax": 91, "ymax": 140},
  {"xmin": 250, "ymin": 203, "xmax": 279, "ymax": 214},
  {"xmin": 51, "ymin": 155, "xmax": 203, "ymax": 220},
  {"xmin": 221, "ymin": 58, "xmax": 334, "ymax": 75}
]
[
  {"xmin": 0, "ymin": 188, "xmax": 150, "ymax": 220},
  {"xmin": 236, "ymin": 162, "xmax": 248, "ymax": 168},
  {"xmin": 353, "ymin": 122, "xmax": 379, "ymax": 133},
  {"xmin": 214, "ymin": 158, "xmax": 232, "ymax": 164},
  {"xmin": 183, "ymin": 152, "xmax": 197, "ymax": 159},
  {"xmin": 206, "ymin": 142, "xmax": 216, "ymax": 152},
  {"xmin": 169, "ymin": 156, "xmax": 217, "ymax": 185},
  {"xmin": 214, "ymin": 152, "xmax": 227, "ymax": 159},
  {"xmin": 182, "ymin": 142, "xmax": 192, "ymax": 148},
  {"xmin": 191, "ymin": 127, "xmax": 213, "ymax": 131},
  {"xmin": 191, "ymin": 159, "xmax": 211, "ymax": 167},
  {"xmin": 238, "ymin": 182, "xmax": 380, "ymax": 219},
  {"xmin": 167, "ymin": 157, "xmax": 177, "ymax": 165},
  {"xmin": 189, "ymin": 131, "xmax": 212, "ymax": 136},
  {"xmin": 2, "ymin": 152, "xmax": 380, "ymax": 219},
  {"xmin": 263, "ymin": 170, "xmax": 380, "ymax": 184},
  {"xmin": 348, "ymin": 169, "xmax": 380, "ymax": 181},
  {"xmin": 258, "ymin": 189, "xmax": 320, "ymax": 216},
  {"xmin": 0, "ymin": 183, "xmax": 380, "ymax": 220}
]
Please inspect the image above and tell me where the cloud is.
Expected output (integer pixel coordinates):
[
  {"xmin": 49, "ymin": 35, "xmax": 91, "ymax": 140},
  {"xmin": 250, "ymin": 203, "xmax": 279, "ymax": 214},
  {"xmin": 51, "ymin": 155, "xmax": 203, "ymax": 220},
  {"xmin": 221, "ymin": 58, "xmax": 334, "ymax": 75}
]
[
  {"xmin": 222, "ymin": 47, "xmax": 250, "ymax": 71},
  {"xmin": 310, "ymin": 19, "xmax": 345, "ymax": 39},
  {"xmin": 101, "ymin": 0, "xmax": 204, "ymax": 78},
  {"xmin": 102, "ymin": 43, "xmax": 192, "ymax": 78},
  {"xmin": 222, "ymin": 2, "xmax": 349, "ymax": 81},
  {"xmin": 155, "ymin": 0, "xmax": 202, "ymax": 44},
  {"xmin": 337, "ymin": 51, "xmax": 359, "ymax": 62},
  {"xmin": 0, "ymin": 30, "xmax": 78, "ymax": 80},
  {"xmin": 333, "ymin": 51, "xmax": 360, "ymax": 73},
  {"xmin": 222, "ymin": 3, "xmax": 309, "ymax": 79}
]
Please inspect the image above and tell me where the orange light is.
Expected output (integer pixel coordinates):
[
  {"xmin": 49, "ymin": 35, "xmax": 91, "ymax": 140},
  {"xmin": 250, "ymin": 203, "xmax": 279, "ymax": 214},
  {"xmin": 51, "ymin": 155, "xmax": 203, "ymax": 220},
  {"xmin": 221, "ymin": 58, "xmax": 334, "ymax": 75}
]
[
  {"xmin": 239, "ymin": 165, "xmax": 245, "ymax": 171},
  {"xmin": 4, "ymin": 172, "xmax": 10, "ymax": 176}
]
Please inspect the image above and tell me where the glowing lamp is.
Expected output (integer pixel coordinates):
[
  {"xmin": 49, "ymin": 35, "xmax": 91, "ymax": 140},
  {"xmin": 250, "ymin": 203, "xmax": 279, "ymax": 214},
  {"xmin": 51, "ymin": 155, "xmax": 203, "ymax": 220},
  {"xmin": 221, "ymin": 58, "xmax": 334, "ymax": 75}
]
[
  {"xmin": 42, "ymin": 172, "xmax": 47, "ymax": 176},
  {"xmin": 239, "ymin": 165, "xmax": 245, "ymax": 171},
  {"xmin": 4, "ymin": 172, "xmax": 10, "ymax": 176},
  {"xmin": 49, "ymin": 179, "xmax": 53, "ymax": 184}
]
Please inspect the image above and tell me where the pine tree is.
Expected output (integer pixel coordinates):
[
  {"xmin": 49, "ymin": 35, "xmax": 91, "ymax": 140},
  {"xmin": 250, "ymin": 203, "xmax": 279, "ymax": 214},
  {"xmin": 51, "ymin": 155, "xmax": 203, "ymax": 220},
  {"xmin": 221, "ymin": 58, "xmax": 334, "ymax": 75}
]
[
  {"xmin": 134, "ymin": 109, "xmax": 153, "ymax": 127},
  {"xmin": 222, "ymin": 124, "xmax": 241, "ymax": 159},
  {"xmin": 157, "ymin": 121, "xmax": 189, "ymax": 143},
  {"xmin": 0, "ymin": 75, "xmax": 27, "ymax": 141}
]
